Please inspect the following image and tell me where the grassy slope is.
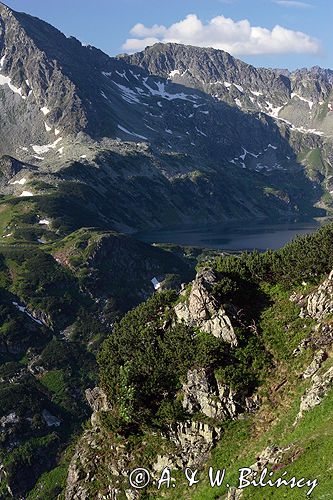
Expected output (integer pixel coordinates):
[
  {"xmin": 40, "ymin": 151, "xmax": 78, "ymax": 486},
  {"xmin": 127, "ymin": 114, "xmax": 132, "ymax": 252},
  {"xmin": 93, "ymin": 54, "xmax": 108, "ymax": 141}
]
[{"xmin": 161, "ymin": 284, "xmax": 332, "ymax": 500}]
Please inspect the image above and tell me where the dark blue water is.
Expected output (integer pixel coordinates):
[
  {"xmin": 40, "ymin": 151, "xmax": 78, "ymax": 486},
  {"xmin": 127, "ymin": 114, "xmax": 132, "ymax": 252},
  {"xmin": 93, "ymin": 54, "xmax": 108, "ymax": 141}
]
[{"xmin": 136, "ymin": 219, "xmax": 326, "ymax": 251}]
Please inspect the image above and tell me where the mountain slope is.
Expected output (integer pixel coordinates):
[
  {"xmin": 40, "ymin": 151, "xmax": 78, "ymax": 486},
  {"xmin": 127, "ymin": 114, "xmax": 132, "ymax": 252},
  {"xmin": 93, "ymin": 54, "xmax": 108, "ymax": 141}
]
[
  {"xmin": 123, "ymin": 42, "xmax": 333, "ymax": 136},
  {"xmin": 63, "ymin": 224, "xmax": 333, "ymax": 500},
  {"xmin": 0, "ymin": 3, "xmax": 331, "ymax": 230},
  {"xmin": 0, "ymin": 3, "xmax": 332, "ymax": 498}
]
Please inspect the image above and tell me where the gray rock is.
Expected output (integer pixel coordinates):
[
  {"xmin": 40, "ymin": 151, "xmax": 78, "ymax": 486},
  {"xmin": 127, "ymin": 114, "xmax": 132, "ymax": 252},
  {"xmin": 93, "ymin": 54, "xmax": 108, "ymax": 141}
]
[
  {"xmin": 175, "ymin": 268, "xmax": 237, "ymax": 345},
  {"xmin": 294, "ymin": 366, "xmax": 333, "ymax": 424},
  {"xmin": 0, "ymin": 412, "xmax": 19, "ymax": 429},
  {"xmin": 306, "ymin": 270, "xmax": 333, "ymax": 320},
  {"xmin": 182, "ymin": 367, "xmax": 242, "ymax": 420},
  {"xmin": 42, "ymin": 409, "xmax": 61, "ymax": 428},
  {"xmin": 302, "ymin": 350, "xmax": 326, "ymax": 379},
  {"xmin": 168, "ymin": 420, "xmax": 221, "ymax": 468},
  {"xmin": 85, "ymin": 386, "xmax": 111, "ymax": 428}
]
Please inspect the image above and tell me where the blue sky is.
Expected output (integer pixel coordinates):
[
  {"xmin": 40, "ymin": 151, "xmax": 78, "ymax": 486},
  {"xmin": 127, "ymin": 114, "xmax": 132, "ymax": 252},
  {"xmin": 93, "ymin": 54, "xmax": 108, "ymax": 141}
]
[{"xmin": 4, "ymin": 0, "xmax": 333, "ymax": 70}]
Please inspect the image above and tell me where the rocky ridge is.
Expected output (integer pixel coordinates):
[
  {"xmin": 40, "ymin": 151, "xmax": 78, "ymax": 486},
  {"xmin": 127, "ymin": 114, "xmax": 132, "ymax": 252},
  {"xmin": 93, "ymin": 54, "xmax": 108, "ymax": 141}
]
[
  {"xmin": 175, "ymin": 268, "xmax": 238, "ymax": 345},
  {"xmin": 0, "ymin": 3, "xmax": 331, "ymax": 231}
]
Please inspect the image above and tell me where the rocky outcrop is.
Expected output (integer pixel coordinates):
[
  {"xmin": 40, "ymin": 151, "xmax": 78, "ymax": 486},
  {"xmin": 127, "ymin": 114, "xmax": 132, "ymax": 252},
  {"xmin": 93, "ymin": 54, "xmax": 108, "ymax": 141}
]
[
  {"xmin": 306, "ymin": 270, "xmax": 333, "ymax": 320},
  {"xmin": 295, "ymin": 366, "xmax": 333, "ymax": 424},
  {"xmin": 151, "ymin": 420, "xmax": 221, "ymax": 474},
  {"xmin": 302, "ymin": 350, "xmax": 326, "ymax": 379},
  {"xmin": 168, "ymin": 420, "xmax": 220, "ymax": 468},
  {"xmin": 250, "ymin": 445, "xmax": 292, "ymax": 472},
  {"xmin": 175, "ymin": 268, "xmax": 238, "ymax": 345},
  {"xmin": 182, "ymin": 367, "xmax": 245, "ymax": 420},
  {"xmin": 85, "ymin": 386, "xmax": 111, "ymax": 427}
]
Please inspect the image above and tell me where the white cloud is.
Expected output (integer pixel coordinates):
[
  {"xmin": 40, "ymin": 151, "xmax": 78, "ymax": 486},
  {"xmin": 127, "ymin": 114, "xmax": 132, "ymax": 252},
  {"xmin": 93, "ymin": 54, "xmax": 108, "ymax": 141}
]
[
  {"xmin": 273, "ymin": 0, "xmax": 313, "ymax": 8},
  {"xmin": 122, "ymin": 13, "xmax": 320, "ymax": 56}
]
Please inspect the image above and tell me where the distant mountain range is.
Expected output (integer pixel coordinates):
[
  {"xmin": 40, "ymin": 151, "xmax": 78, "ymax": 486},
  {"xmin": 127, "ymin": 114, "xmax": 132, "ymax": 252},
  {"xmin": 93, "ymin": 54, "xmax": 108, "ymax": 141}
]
[{"xmin": 0, "ymin": 1, "xmax": 332, "ymax": 231}]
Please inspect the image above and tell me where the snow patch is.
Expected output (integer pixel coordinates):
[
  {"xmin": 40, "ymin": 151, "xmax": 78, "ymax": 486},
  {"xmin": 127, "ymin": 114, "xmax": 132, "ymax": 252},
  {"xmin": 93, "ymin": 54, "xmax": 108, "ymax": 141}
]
[
  {"xmin": 0, "ymin": 74, "xmax": 26, "ymax": 99},
  {"xmin": 291, "ymin": 93, "xmax": 314, "ymax": 110},
  {"xmin": 117, "ymin": 125, "xmax": 147, "ymax": 140},
  {"xmin": 265, "ymin": 101, "xmax": 283, "ymax": 118},
  {"xmin": 151, "ymin": 277, "xmax": 161, "ymax": 290},
  {"xmin": 31, "ymin": 137, "xmax": 62, "ymax": 155},
  {"xmin": 142, "ymin": 79, "xmax": 197, "ymax": 102},
  {"xmin": 10, "ymin": 178, "xmax": 26, "ymax": 186},
  {"xmin": 41, "ymin": 107, "xmax": 50, "ymax": 116},
  {"xmin": 233, "ymin": 84, "xmax": 244, "ymax": 93},
  {"xmin": 116, "ymin": 70, "xmax": 129, "ymax": 81},
  {"xmin": 129, "ymin": 70, "xmax": 141, "ymax": 80},
  {"xmin": 113, "ymin": 82, "xmax": 141, "ymax": 104},
  {"xmin": 44, "ymin": 122, "xmax": 51, "ymax": 132},
  {"xmin": 195, "ymin": 127, "xmax": 207, "ymax": 137},
  {"xmin": 292, "ymin": 126, "xmax": 324, "ymax": 136},
  {"xmin": 239, "ymin": 148, "xmax": 249, "ymax": 160},
  {"xmin": 251, "ymin": 90, "xmax": 263, "ymax": 96},
  {"xmin": 12, "ymin": 301, "xmax": 43, "ymax": 325},
  {"xmin": 169, "ymin": 69, "xmax": 180, "ymax": 78},
  {"xmin": 19, "ymin": 191, "xmax": 34, "ymax": 197}
]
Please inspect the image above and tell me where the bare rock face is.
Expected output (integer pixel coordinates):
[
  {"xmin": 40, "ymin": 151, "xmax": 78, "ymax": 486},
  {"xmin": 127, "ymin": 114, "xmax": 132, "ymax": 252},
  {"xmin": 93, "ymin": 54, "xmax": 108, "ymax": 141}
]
[
  {"xmin": 250, "ymin": 445, "xmax": 290, "ymax": 472},
  {"xmin": 302, "ymin": 350, "xmax": 326, "ymax": 379},
  {"xmin": 85, "ymin": 386, "xmax": 111, "ymax": 427},
  {"xmin": 167, "ymin": 420, "xmax": 220, "ymax": 468},
  {"xmin": 175, "ymin": 268, "xmax": 237, "ymax": 345},
  {"xmin": 65, "ymin": 428, "xmax": 140, "ymax": 500},
  {"xmin": 306, "ymin": 270, "xmax": 333, "ymax": 320},
  {"xmin": 182, "ymin": 367, "xmax": 242, "ymax": 420},
  {"xmin": 295, "ymin": 366, "xmax": 333, "ymax": 425}
]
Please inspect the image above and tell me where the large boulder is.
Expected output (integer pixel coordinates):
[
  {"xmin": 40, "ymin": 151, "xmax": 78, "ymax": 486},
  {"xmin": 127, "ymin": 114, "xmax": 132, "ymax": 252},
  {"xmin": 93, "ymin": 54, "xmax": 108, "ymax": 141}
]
[{"xmin": 175, "ymin": 268, "xmax": 237, "ymax": 345}]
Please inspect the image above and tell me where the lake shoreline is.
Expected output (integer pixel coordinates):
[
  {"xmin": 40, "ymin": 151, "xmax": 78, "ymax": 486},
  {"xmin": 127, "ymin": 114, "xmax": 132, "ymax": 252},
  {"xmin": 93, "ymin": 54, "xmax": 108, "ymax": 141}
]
[{"xmin": 136, "ymin": 217, "xmax": 332, "ymax": 252}]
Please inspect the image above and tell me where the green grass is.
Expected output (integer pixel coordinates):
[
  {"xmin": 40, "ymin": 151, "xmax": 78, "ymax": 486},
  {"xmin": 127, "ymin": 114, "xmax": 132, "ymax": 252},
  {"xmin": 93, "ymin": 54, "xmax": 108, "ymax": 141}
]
[
  {"xmin": 163, "ymin": 361, "xmax": 333, "ymax": 499},
  {"xmin": 40, "ymin": 370, "xmax": 68, "ymax": 397},
  {"xmin": 26, "ymin": 464, "xmax": 68, "ymax": 500},
  {"xmin": 157, "ymin": 281, "xmax": 331, "ymax": 500},
  {"xmin": 260, "ymin": 283, "xmax": 316, "ymax": 360}
]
